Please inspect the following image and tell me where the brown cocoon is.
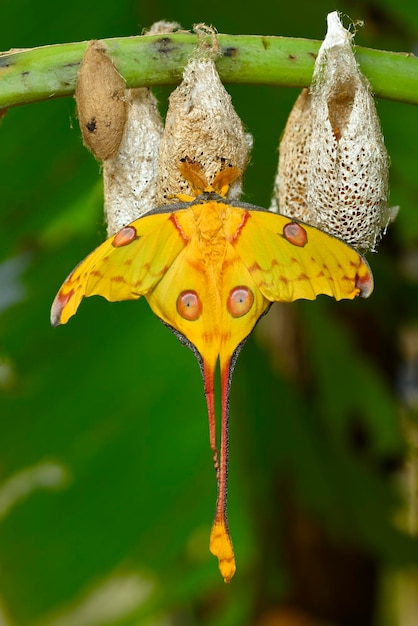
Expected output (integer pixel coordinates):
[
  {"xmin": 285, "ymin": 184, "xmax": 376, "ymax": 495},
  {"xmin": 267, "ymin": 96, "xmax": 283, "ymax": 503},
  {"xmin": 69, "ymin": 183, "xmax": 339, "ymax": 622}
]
[
  {"xmin": 103, "ymin": 88, "xmax": 163, "ymax": 236},
  {"xmin": 156, "ymin": 57, "xmax": 250, "ymax": 204},
  {"xmin": 76, "ymin": 40, "xmax": 127, "ymax": 161}
]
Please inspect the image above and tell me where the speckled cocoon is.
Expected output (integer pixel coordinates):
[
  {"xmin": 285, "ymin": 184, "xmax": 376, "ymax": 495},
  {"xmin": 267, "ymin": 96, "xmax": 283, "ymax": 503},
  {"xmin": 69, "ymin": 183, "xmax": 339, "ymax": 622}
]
[
  {"xmin": 103, "ymin": 88, "xmax": 164, "ymax": 236},
  {"xmin": 271, "ymin": 88, "xmax": 313, "ymax": 220},
  {"xmin": 274, "ymin": 12, "xmax": 392, "ymax": 252},
  {"xmin": 155, "ymin": 55, "xmax": 250, "ymax": 204},
  {"xmin": 75, "ymin": 40, "xmax": 127, "ymax": 161}
]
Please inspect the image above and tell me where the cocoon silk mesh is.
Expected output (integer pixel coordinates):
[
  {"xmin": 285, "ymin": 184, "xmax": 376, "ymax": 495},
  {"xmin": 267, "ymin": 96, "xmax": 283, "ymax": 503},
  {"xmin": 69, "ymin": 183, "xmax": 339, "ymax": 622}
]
[
  {"xmin": 103, "ymin": 89, "xmax": 164, "ymax": 236},
  {"xmin": 273, "ymin": 11, "xmax": 393, "ymax": 252}
]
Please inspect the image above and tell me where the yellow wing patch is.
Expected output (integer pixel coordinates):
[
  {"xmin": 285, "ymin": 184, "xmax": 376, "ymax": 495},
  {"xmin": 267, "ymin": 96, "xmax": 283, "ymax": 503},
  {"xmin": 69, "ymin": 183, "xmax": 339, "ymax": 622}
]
[
  {"xmin": 51, "ymin": 211, "xmax": 186, "ymax": 326},
  {"xmin": 230, "ymin": 209, "xmax": 373, "ymax": 303}
]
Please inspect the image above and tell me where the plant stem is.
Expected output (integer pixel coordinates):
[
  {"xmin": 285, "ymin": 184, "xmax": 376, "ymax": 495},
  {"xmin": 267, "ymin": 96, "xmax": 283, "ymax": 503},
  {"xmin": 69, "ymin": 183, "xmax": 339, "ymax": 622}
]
[{"xmin": 1, "ymin": 33, "xmax": 417, "ymax": 110}]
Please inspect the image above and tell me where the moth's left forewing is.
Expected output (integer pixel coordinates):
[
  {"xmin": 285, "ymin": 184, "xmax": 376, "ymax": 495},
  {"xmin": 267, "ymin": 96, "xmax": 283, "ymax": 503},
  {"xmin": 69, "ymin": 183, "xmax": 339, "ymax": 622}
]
[
  {"xmin": 51, "ymin": 211, "xmax": 186, "ymax": 326},
  {"xmin": 231, "ymin": 208, "xmax": 373, "ymax": 303},
  {"xmin": 51, "ymin": 236, "xmax": 117, "ymax": 326}
]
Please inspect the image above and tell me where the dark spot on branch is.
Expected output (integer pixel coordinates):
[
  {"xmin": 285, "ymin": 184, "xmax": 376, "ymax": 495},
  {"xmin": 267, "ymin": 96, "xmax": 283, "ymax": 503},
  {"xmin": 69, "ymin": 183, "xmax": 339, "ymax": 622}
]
[
  {"xmin": 308, "ymin": 51, "xmax": 318, "ymax": 60},
  {"xmin": 223, "ymin": 47, "xmax": 238, "ymax": 58},
  {"xmin": 156, "ymin": 37, "xmax": 175, "ymax": 54},
  {"xmin": 0, "ymin": 55, "xmax": 14, "ymax": 68},
  {"xmin": 288, "ymin": 54, "xmax": 297, "ymax": 61},
  {"xmin": 22, "ymin": 70, "xmax": 29, "ymax": 76},
  {"xmin": 261, "ymin": 37, "xmax": 270, "ymax": 50}
]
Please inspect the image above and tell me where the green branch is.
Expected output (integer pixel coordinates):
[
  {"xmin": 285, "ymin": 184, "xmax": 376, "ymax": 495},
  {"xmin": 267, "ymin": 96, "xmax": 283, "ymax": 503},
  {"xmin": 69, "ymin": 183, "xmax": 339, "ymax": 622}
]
[{"xmin": 1, "ymin": 33, "xmax": 418, "ymax": 110}]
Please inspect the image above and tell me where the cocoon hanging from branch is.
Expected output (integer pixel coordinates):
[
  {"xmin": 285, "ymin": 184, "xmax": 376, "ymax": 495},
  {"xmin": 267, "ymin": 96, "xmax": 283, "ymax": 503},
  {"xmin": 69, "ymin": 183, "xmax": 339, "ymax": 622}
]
[
  {"xmin": 75, "ymin": 40, "xmax": 127, "ymax": 161},
  {"xmin": 103, "ymin": 88, "xmax": 164, "ymax": 236},
  {"xmin": 155, "ymin": 25, "xmax": 251, "ymax": 204},
  {"xmin": 274, "ymin": 11, "xmax": 393, "ymax": 252},
  {"xmin": 102, "ymin": 22, "xmax": 181, "ymax": 235}
]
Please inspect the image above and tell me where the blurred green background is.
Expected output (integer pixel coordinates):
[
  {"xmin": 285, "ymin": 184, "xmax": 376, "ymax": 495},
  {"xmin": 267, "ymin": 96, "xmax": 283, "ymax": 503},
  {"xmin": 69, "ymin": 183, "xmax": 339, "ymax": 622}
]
[{"xmin": 1, "ymin": 1, "xmax": 418, "ymax": 625}]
